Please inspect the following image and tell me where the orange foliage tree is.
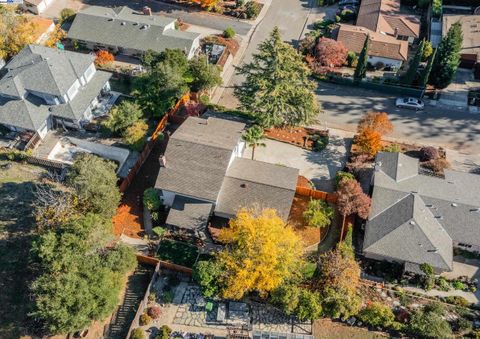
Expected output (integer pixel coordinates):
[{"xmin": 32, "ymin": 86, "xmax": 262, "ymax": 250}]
[
  {"xmin": 94, "ymin": 50, "xmax": 114, "ymax": 67},
  {"xmin": 356, "ymin": 112, "xmax": 393, "ymax": 156},
  {"xmin": 191, "ymin": 0, "xmax": 218, "ymax": 10}
]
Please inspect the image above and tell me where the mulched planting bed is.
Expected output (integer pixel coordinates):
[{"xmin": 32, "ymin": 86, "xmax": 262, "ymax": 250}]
[
  {"xmin": 156, "ymin": 239, "xmax": 199, "ymax": 268},
  {"xmin": 288, "ymin": 194, "xmax": 323, "ymax": 247},
  {"xmin": 265, "ymin": 127, "xmax": 329, "ymax": 150}
]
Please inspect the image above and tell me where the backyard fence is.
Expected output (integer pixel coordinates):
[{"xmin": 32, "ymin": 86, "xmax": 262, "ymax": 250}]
[
  {"xmin": 295, "ymin": 186, "xmax": 338, "ymax": 203},
  {"xmin": 136, "ymin": 254, "xmax": 193, "ymax": 275},
  {"xmin": 119, "ymin": 94, "xmax": 190, "ymax": 192}
]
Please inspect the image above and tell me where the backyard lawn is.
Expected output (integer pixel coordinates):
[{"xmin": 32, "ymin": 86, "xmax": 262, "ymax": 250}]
[
  {"xmin": 0, "ymin": 160, "xmax": 46, "ymax": 338},
  {"xmin": 156, "ymin": 239, "xmax": 199, "ymax": 268}
]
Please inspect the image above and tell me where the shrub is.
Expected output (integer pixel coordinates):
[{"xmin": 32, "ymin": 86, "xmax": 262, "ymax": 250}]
[
  {"xmin": 131, "ymin": 328, "xmax": 146, "ymax": 339},
  {"xmin": 224, "ymin": 27, "xmax": 236, "ymax": 38},
  {"xmin": 147, "ymin": 305, "xmax": 161, "ymax": 319},
  {"xmin": 244, "ymin": 1, "xmax": 260, "ymax": 19},
  {"xmin": 143, "ymin": 188, "xmax": 161, "ymax": 212},
  {"xmin": 59, "ymin": 8, "xmax": 76, "ymax": 23},
  {"xmin": 139, "ymin": 313, "xmax": 152, "ymax": 326},
  {"xmin": 375, "ymin": 62, "xmax": 385, "ymax": 70},
  {"xmin": 383, "ymin": 143, "xmax": 401, "ymax": 153},
  {"xmin": 346, "ymin": 51, "xmax": 357, "ymax": 67},
  {"xmin": 452, "ymin": 280, "xmax": 466, "ymax": 290},
  {"xmin": 192, "ymin": 260, "xmax": 222, "ymax": 298},
  {"xmin": 335, "ymin": 171, "xmax": 355, "ymax": 187},
  {"xmin": 295, "ymin": 289, "xmax": 322, "ymax": 321},
  {"xmin": 303, "ymin": 199, "xmax": 334, "ymax": 228},
  {"xmin": 340, "ymin": 9, "xmax": 355, "ymax": 21},
  {"xmin": 162, "ymin": 290, "xmax": 174, "ymax": 303},
  {"xmin": 423, "ymin": 158, "xmax": 450, "ymax": 174},
  {"xmin": 444, "ymin": 295, "xmax": 470, "ymax": 307},
  {"xmin": 358, "ymin": 302, "xmax": 395, "ymax": 328},
  {"xmin": 95, "ymin": 50, "xmax": 115, "ymax": 67},
  {"xmin": 436, "ymin": 277, "xmax": 451, "ymax": 291},
  {"xmin": 420, "ymin": 146, "xmax": 439, "ymax": 161},
  {"xmin": 408, "ymin": 307, "xmax": 452, "ymax": 338},
  {"xmin": 335, "ymin": 15, "xmax": 341, "ymax": 22},
  {"xmin": 148, "ymin": 292, "xmax": 156, "ymax": 303},
  {"xmin": 156, "ymin": 325, "xmax": 172, "ymax": 339},
  {"xmin": 432, "ymin": 0, "xmax": 442, "ymax": 18}
]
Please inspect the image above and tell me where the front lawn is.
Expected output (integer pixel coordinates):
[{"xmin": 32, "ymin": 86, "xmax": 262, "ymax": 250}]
[
  {"xmin": 0, "ymin": 160, "xmax": 46, "ymax": 338},
  {"xmin": 156, "ymin": 239, "xmax": 199, "ymax": 268}
]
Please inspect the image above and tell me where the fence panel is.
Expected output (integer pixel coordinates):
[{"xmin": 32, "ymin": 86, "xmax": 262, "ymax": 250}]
[{"xmin": 295, "ymin": 186, "xmax": 338, "ymax": 203}]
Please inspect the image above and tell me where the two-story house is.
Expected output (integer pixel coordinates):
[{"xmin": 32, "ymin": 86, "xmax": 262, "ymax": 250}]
[
  {"xmin": 155, "ymin": 117, "xmax": 300, "ymax": 240},
  {"xmin": 0, "ymin": 45, "xmax": 111, "ymax": 139}
]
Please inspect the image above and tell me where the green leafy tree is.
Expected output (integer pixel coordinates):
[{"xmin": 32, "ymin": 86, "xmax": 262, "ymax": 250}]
[
  {"xmin": 270, "ymin": 283, "xmax": 301, "ymax": 315},
  {"xmin": 242, "ymin": 125, "xmax": 266, "ymax": 160},
  {"xmin": 402, "ymin": 39, "xmax": 425, "ymax": 85},
  {"xmin": 303, "ymin": 199, "xmax": 334, "ymax": 231},
  {"xmin": 102, "ymin": 101, "xmax": 143, "ymax": 136},
  {"xmin": 429, "ymin": 22, "xmax": 463, "ymax": 89},
  {"xmin": 354, "ymin": 35, "xmax": 369, "ymax": 82},
  {"xmin": 67, "ymin": 154, "xmax": 121, "ymax": 219},
  {"xmin": 192, "ymin": 260, "xmax": 223, "ymax": 298},
  {"xmin": 358, "ymin": 302, "xmax": 395, "ymax": 328},
  {"xmin": 123, "ymin": 120, "xmax": 149, "ymax": 151},
  {"xmin": 422, "ymin": 40, "xmax": 433, "ymax": 61},
  {"xmin": 131, "ymin": 328, "xmax": 146, "ymax": 339},
  {"xmin": 408, "ymin": 306, "xmax": 452, "ymax": 339},
  {"xmin": 188, "ymin": 55, "xmax": 223, "ymax": 92},
  {"xmin": 235, "ymin": 27, "xmax": 320, "ymax": 128},
  {"xmin": 59, "ymin": 8, "xmax": 76, "ymax": 24},
  {"xmin": 296, "ymin": 289, "xmax": 323, "ymax": 321},
  {"xmin": 335, "ymin": 171, "xmax": 355, "ymax": 188},
  {"xmin": 419, "ymin": 47, "xmax": 436, "ymax": 88},
  {"xmin": 143, "ymin": 188, "xmax": 161, "ymax": 211}
]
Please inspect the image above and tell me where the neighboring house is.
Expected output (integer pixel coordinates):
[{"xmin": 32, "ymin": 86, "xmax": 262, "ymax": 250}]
[
  {"xmin": 28, "ymin": 16, "xmax": 56, "ymax": 44},
  {"xmin": 0, "ymin": 45, "xmax": 111, "ymax": 139},
  {"xmin": 23, "ymin": 0, "xmax": 54, "ymax": 14},
  {"xmin": 356, "ymin": 0, "xmax": 420, "ymax": 44},
  {"xmin": 334, "ymin": 24, "xmax": 408, "ymax": 68},
  {"xmin": 67, "ymin": 6, "xmax": 201, "ymax": 60},
  {"xmin": 155, "ymin": 117, "xmax": 299, "ymax": 240},
  {"xmin": 363, "ymin": 152, "xmax": 480, "ymax": 274},
  {"xmin": 442, "ymin": 15, "xmax": 480, "ymax": 68}
]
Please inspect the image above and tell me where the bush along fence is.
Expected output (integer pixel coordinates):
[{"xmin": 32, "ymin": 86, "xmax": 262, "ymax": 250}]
[
  {"xmin": 119, "ymin": 94, "xmax": 190, "ymax": 193},
  {"xmin": 322, "ymin": 74, "xmax": 424, "ymax": 97}
]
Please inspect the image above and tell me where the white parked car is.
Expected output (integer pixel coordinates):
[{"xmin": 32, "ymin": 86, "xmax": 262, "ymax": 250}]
[{"xmin": 395, "ymin": 97, "xmax": 425, "ymax": 110}]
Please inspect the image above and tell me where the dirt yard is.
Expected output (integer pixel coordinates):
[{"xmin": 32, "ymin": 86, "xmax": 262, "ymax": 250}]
[{"xmin": 313, "ymin": 319, "xmax": 388, "ymax": 339}]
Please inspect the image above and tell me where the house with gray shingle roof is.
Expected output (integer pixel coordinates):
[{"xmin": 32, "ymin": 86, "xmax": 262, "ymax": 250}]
[
  {"xmin": 0, "ymin": 45, "xmax": 111, "ymax": 139},
  {"xmin": 67, "ymin": 6, "xmax": 201, "ymax": 60},
  {"xmin": 364, "ymin": 152, "xmax": 480, "ymax": 273},
  {"xmin": 155, "ymin": 116, "xmax": 299, "ymax": 240}
]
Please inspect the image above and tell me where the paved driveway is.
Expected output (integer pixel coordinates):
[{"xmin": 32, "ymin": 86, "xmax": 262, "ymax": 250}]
[
  {"xmin": 314, "ymin": 81, "xmax": 480, "ymax": 154},
  {"xmin": 78, "ymin": 0, "xmax": 252, "ymax": 35},
  {"xmin": 243, "ymin": 137, "xmax": 351, "ymax": 192}
]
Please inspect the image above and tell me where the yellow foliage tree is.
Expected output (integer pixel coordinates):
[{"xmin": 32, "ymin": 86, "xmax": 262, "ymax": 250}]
[
  {"xmin": 356, "ymin": 129, "xmax": 382, "ymax": 156},
  {"xmin": 191, "ymin": 0, "xmax": 219, "ymax": 11},
  {"xmin": 0, "ymin": 5, "xmax": 36, "ymax": 59},
  {"xmin": 44, "ymin": 24, "xmax": 67, "ymax": 48},
  {"xmin": 123, "ymin": 120, "xmax": 148, "ymax": 151},
  {"xmin": 218, "ymin": 208, "xmax": 304, "ymax": 300}
]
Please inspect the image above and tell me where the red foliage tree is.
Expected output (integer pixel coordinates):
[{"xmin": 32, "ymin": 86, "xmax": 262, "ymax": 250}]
[
  {"xmin": 311, "ymin": 38, "xmax": 348, "ymax": 75},
  {"xmin": 336, "ymin": 178, "xmax": 371, "ymax": 239},
  {"xmin": 147, "ymin": 305, "xmax": 162, "ymax": 319},
  {"xmin": 94, "ymin": 50, "xmax": 114, "ymax": 66}
]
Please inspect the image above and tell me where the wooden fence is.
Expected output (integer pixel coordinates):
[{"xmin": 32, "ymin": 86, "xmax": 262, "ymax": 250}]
[
  {"xmin": 136, "ymin": 254, "xmax": 193, "ymax": 274},
  {"xmin": 119, "ymin": 93, "xmax": 190, "ymax": 192},
  {"xmin": 295, "ymin": 186, "xmax": 338, "ymax": 203}
]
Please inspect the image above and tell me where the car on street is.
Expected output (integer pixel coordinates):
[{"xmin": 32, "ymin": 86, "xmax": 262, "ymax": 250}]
[{"xmin": 395, "ymin": 97, "xmax": 425, "ymax": 110}]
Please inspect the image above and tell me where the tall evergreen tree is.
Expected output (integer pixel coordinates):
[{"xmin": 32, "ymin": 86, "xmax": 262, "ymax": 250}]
[
  {"xmin": 429, "ymin": 22, "xmax": 463, "ymax": 89},
  {"xmin": 354, "ymin": 35, "xmax": 369, "ymax": 83},
  {"xmin": 402, "ymin": 39, "xmax": 425, "ymax": 85},
  {"xmin": 235, "ymin": 27, "xmax": 320, "ymax": 128},
  {"xmin": 419, "ymin": 47, "xmax": 436, "ymax": 88}
]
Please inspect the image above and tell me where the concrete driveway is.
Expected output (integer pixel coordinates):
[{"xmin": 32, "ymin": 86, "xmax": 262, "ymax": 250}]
[
  {"xmin": 314, "ymin": 81, "xmax": 480, "ymax": 155},
  {"xmin": 242, "ymin": 136, "xmax": 351, "ymax": 192}
]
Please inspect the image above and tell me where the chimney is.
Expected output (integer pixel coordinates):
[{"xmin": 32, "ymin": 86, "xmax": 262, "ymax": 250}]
[
  {"xmin": 143, "ymin": 6, "xmax": 152, "ymax": 16},
  {"xmin": 159, "ymin": 155, "xmax": 167, "ymax": 167},
  {"xmin": 394, "ymin": 27, "xmax": 398, "ymax": 37}
]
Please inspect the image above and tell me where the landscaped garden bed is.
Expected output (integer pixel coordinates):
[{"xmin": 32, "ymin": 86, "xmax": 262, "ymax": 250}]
[
  {"xmin": 158, "ymin": 0, "xmax": 263, "ymax": 20},
  {"xmin": 156, "ymin": 239, "xmax": 199, "ymax": 268},
  {"xmin": 265, "ymin": 127, "xmax": 329, "ymax": 151}
]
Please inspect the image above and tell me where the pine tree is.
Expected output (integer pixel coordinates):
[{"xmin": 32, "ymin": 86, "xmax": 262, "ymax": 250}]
[
  {"xmin": 354, "ymin": 35, "xmax": 369, "ymax": 83},
  {"xmin": 402, "ymin": 39, "xmax": 425, "ymax": 85},
  {"xmin": 419, "ymin": 47, "xmax": 436, "ymax": 88},
  {"xmin": 235, "ymin": 27, "xmax": 320, "ymax": 128},
  {"xmin": 429, "ymin": 22, "xmax": 463, "ymax": 89}
]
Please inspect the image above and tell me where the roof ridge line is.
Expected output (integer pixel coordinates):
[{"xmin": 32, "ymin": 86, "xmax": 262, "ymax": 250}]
[
  {"xmin": 368, "ymin": 190, "xmax": 411, "ymax": 220},
  {"xmin": 223, "ymin": 173, "xmax": 295, "ymax": 191}
]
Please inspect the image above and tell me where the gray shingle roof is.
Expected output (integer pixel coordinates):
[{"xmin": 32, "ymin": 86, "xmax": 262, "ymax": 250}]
[
  {"xmin": 365, "ymin": 152, "xmax": 480, "ymax": 271},
  {"xmin": 155, "ymin": 117, "xmax": 245, "ymax": 202},
  {"xmin": 67, "ymin": 6, "xmax": 200, "ymax": 55},
  {"xmin": 215, "ymin": 158, "xmax": 298, "ymax": 220},
  {"xmin": 0, "ymin": 45, "xmax": 102, "ymax": 131},
  {"xmin": 166, "ymin": 195, "xmax": 212, "ymax": 232}
]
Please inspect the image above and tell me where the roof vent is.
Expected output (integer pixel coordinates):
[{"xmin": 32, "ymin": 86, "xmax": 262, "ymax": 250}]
[
  {"xmin": 108, "ymin": 18, "xmax": 114, "ymax": 21},
  {"xmin": 133, "ymin": 22, "xmax": 139, "ymax": 26},
  {"xmin": 121, "ymin": 21, "xmax": 126, "ymax": 25},
  {"xmin": 240, "ymin": 183, "xmax": 247, "ymax": 188},
  {"xmin": 470, "ymin": 208, "xmax": 480, "ymax": 212},
  {"xmin": 140, "ymin": 24, "xmax": 150, "ymax": 30},
  {"xmin": 435, "ymin": 215, "xmax": 443, "ymax": 220},
  {"xmin": 427, "ymin": 248, "xmax": 439, "ymax": 253},
  {"xmin": 451, "ymin": 203, "xmax": 458, "ymax": 207},
  {"xmin": 426, "ymin": 204, "xmax": 433, "ymax": 208},
  {"xmin": 409, "ymin": 220, "xmax": 415, "ymax": 225},
  {"xmin": 411, "ymin": 191, "xmax": 418, "ymax": 194}
]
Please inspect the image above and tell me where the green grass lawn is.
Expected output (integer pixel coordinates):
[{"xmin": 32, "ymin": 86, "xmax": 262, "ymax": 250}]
[
  {"xmin": 156, "ymin": 239, "xmax": 199, "ymax": 268},
  {"xmin": 0, "ymin": 160, "xmax": 46, "ymax": 338}
]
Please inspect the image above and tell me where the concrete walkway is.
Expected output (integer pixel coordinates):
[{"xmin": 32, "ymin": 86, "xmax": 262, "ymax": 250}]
[{"xmin": 402, "ymin": 285, "xmax": 479, "ymax": 305}]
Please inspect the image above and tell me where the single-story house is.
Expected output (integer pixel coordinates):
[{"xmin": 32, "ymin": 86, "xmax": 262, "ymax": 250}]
[
  {"xmin": 356, "ymin": 0, "xmax": 420, "ymax": 44},
  {"xmin": 155, "ymin": 117, "xmax": 299, "ymax": 240},
  {"xmin": 363, "ymin": 152, "xmax": 480, "ymax": 274},
  {"xmin": 22, "ymin": 0, "xmax": 54, "ymax": 14},
  {"xmin": 67, "ymin": 6, "xmax": 201, "ymax": 60},
  {"xmin": 0, "ymin": 44, "xmax": 111, "ymax": 140},
  {"xmin": 334, "ymin": 24, "xmax": 408, "ymax": 68},
  {"xmin": 443, "ymin": 15, "xmax": 480, "ymax": 68}
]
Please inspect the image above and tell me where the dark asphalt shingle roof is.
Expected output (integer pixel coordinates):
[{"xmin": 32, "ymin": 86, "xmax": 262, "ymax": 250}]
[
  {"xmin": 365, "ymin": 152, "xmax": 480, "ymax": 271},
  {"xmin": 68, "ymin": 6, "xmax": 200, "ymax": 55},
  {"xmin": 166, "ymin": 196, "xmax": 213, "ymax": 232},
  {"xmin": 215, "ymin": 158, "xmax": 298, "ymax": 220},
  {"xmin": 155, "ymin": 117, "xmax": 245, "ymax": 202}
]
